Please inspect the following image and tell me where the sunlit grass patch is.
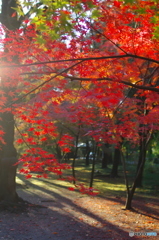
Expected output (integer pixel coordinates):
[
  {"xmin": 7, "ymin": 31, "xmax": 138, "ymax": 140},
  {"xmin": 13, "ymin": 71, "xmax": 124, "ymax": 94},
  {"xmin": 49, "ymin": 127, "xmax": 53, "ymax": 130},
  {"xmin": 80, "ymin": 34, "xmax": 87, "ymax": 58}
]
[{"xmin": 17, "ymin": 158, "xmax": 159, "ymax": 200}]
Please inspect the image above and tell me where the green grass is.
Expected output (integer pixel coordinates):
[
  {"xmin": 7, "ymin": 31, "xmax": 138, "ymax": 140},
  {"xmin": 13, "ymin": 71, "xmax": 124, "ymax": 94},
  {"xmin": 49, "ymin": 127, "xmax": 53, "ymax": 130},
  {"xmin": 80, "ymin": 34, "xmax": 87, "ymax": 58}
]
[
  {"xmin": 17, "ymin": 158, "xmax": 159, "ymax": 200},
  {"xmin": 61, "ymin": 159, "xmax": 159, "ymax": 198}
]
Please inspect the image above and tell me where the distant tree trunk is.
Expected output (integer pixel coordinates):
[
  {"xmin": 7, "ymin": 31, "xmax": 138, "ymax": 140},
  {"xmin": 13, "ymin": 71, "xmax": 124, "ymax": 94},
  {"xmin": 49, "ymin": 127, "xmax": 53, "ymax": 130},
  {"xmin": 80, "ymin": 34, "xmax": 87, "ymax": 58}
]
[
  {"xmin": 135, "ymin": 93, "xmax": 150, "ymax": 187},
  {"xmin": 55, "ymin": 143, "xmax": 62, "ymax": 162},
  {"xmin": 135, "ymin": 134, "xmax": 148, "ymax": 187},
  {"xmin": 101, "ymin": 143, "xmax": 112, "ymax": 168},
  {"xmin": 110, "ymin": 147, "xmax": 121, "ymax": 177},
  {"xmin": 90, "ymin": 143, "xmax": 97, "ymax": 188},
  {"xmin": 147, "ymin": 144, "xmax": 153, "ymax": 162},
  {"xmin": 101, "ymin": 150, "xmax": 108, "ymax": 169},
  {"xmin": 85, "ymin": 140, "xmax": 91, "ymax": 166},
  {"xmin": 72, "ymin": 127, "xmax": 80, "ymax": 185}
]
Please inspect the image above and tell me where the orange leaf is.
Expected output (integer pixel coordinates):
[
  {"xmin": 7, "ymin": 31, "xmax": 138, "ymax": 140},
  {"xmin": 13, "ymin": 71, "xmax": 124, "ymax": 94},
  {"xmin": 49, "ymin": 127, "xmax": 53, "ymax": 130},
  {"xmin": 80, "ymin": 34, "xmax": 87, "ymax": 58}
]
[{"xmin": 11, "ymin": 12, "xmax": 16, "ymax": 17}]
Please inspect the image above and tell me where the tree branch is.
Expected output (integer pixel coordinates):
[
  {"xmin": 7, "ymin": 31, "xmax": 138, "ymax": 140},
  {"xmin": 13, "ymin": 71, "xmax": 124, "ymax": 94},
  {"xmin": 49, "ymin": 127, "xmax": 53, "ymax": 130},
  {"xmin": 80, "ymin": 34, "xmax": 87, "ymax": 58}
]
[
  {"xmin": 1, "ymin": 54, "xmax": 159, "ymax": 69},
  {"xmin": 67, "ymin": 76, "xmax": 159, "ymax": 93},
  {"xmin": 5, "ymin": 60, "xmax": 84, "ymax": 108},
  {"xmin": 88, "ymin": 22, "xmax": 128, "ymax": 54}
]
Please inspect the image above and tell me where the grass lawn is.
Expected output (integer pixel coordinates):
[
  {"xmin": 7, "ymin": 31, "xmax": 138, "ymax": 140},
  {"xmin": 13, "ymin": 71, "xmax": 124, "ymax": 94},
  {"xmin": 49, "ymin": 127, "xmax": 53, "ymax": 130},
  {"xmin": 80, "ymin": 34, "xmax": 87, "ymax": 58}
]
[
  {"xmin": 57, "ymin": 158, "xmax": 159, "ymax": 198},
  {"xmin": 16, "ymin": 157, "xmax": 159, "ymax": 206}
]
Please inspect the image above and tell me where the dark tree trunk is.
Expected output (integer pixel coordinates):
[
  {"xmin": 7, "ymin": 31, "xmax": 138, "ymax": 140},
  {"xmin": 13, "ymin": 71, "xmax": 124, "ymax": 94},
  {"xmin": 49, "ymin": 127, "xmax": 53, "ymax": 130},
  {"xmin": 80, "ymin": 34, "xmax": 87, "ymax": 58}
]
[
  {"xmin": 1, "ymin": 0, "xmax": 21, "ymax": 30},
  {"xmin": 135, "ymin": 137, "xmax": 147, "ymax": 187},
  {"xmin": 90, "ymin": 143, "xmax": 97, "ymax": 188},
  {"xmin": 120, "ymin": 149, "xmax": 135, "ymax": 210},
  {"xmin": 101, "ymin": 151, "xmax": 108, "ymax": 169},
  {"xmin": 72, "ymin": 131, "xmax": 80, "ymax": 185},
  {"xmin": 125, "ymin": 187, "xmax": 136, "ymax": 210},
  {"xmin": 124, "ymin": 152, "xmax": 146, "ymax": 210},
  {"xmin": 0, "ymin": 0, "xmax": 22, "ymax": 204},
  {"xmin": 55, "ymin": 143, "xmax": 62, "ymax": 162},
  {"xmin": 123, "ymin": 132, "xmax": 151, "ymax": 209},
  {"xmin": 121, "ymin": 145, "xmax": 146, "ymax": 210},
  {"xmin": 85, "ymin": 140, "xmax": 91, "ymax": 166},
  {"xmin": 110, "ymin": 147, "xmax": 121, "ymax": 177},
  {"xmin": 0, "ymin": 112, "xmax": 18, "ymax": 203},
  {"xmin": 101, "ymin": 143, "xmax": 112, "ymax": 169}
]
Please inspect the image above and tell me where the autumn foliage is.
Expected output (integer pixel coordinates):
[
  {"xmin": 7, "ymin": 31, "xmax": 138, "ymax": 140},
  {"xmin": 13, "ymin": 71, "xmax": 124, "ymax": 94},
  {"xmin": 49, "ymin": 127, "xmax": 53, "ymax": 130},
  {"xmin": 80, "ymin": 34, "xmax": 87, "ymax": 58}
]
[{"xmin": 0, "ymin": 0, "xmax": 159, "ymax": 199}]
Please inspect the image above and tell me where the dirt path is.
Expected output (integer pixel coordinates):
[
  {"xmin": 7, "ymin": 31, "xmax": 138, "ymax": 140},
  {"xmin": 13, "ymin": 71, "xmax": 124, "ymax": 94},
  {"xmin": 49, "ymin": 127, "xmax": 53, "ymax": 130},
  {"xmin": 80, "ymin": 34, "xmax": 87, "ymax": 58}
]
[{"xmin": 0, "ymin": 174, "xmax": 158, "ymax": 240}]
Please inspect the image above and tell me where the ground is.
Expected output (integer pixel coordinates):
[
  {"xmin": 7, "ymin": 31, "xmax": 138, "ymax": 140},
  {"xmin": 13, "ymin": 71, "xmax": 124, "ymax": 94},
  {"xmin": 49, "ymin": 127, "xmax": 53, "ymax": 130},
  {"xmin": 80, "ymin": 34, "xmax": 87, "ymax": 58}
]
[{"xmin": 0, "ymin": 173, "xmax": 158, "ymax": 240}]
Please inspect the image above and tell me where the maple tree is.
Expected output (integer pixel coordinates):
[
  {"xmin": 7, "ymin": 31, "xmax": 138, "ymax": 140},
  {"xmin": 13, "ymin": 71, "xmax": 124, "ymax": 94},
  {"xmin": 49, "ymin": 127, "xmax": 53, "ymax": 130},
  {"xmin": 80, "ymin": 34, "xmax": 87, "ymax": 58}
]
[{"xmin": 0, "ymin": 0, "xmax": 159, "ymax": 211}]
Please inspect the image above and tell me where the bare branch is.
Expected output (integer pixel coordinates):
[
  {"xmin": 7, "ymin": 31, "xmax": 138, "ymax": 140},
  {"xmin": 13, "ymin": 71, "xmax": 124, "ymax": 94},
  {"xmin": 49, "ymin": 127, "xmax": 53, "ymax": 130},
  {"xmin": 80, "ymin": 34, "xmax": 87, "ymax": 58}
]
[
  {"xmin": 6, "ymin": 60, "xmax": 84, "ymax": 108},
  {"xmin": 67, "ymin": 76, "xmax": 159, "ymax": 93},
  {"xmin": 1, "ymin": 54, "xmax": 159, "ymax": 69},
  {"xmin": 88, "ymin": 22, "xmax": 128, "ymax": 54},
  {"xmin": 20, "ymin": 71, "xmax": 55, "ymax": 75}
]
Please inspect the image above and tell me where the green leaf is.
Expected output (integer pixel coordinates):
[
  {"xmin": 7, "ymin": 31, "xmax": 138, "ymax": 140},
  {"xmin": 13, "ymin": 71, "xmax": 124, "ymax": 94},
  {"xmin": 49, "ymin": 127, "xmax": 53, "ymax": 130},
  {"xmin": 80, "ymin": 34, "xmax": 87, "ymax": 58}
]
[
  {"xmin": 36, "ymin": 35, "xmax": 46, "ymax": 44},
  {"xmin": 92, "ymin": 9, "xmax": 100, "ymax": 19},
  {"xmin": 153, "ymin": 26, "xmax": 159, "ymax": 39},
  {"xmin": 12, "ymin": 7, "xmax": 24, "ymax": 17}
]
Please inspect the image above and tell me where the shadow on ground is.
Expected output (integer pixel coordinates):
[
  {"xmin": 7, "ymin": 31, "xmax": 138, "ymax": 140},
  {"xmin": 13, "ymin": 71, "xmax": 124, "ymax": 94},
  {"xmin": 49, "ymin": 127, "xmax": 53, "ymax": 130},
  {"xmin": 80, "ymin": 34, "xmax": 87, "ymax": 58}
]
[{"xmin": 0, "ymin": 173, "xmax": 141, "ymax": 240}]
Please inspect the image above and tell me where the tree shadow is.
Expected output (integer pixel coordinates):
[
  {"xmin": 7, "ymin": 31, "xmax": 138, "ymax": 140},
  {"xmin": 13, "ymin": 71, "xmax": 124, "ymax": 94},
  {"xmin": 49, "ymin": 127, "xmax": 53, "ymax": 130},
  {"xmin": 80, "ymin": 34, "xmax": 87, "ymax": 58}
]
[
  {"xmin": 17, "ymin": 173, "xmax": 159, "ymax": 220},
  {"xmin": 15, "ymin": 174, "xmax": 140, "ymax": 240},
  {"xmin": 130, "ymin": 196, "xmax": 159, "ymax": 221},
  {"xmin": 98, "ymin": 194, "xmax": 159, "ymax": 221}
]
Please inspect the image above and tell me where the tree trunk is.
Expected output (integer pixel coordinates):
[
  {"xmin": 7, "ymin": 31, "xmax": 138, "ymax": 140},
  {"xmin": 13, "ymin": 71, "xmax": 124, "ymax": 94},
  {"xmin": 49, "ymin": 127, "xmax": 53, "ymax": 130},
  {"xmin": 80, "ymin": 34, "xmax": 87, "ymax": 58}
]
[
  {"xmin": 0, "ymin": 0, "xmax": 22, "ymax": 204},
  {"xmin": 125, "ymin": 193, "xmax": 132, "ymax": 210},
  {"xmin": 55, "ymin": 143, "xmax": 62, "ymax": 162},
  {"xmin": 124, "ymin": 135, "xmax": 150, "ymax": 209},
  {"xmin": 101, "ymin": 149, "xmax": 108, "ymax": 169},
  {"xmin": 120, "ymin": 149, "xmax": 135, "ymax": 210},
  {"xmin": 85, "ymin": 140, "xmax": 90, "ymax": 166},
  {"xmin": 124, "ymin": 159, "xmax": 145, "ymax": 210},
  {"xmin": 101, "ymin": 143, "xmax": 112, "ymax": 168},
  {"xmin": 110, "ymin": 147, "xmax": 121, "ymax": 177},
  {"xmin": 72, "ymin": 133, "xmax": 80, "ymax": 185},
  {"xmin": 90, "ymin": 143, "xmax": 97, "ymax": 188},
  {"xmin": 135, "ymin": 139, "xmax": 147, "ymax": 187},
  {"xmin": 124, "ymin": 164, "xmax": 144, "ymax": 210},
  {"xmin": 0, "ymin": 112, "xmax": 18, "ymax": 203}
]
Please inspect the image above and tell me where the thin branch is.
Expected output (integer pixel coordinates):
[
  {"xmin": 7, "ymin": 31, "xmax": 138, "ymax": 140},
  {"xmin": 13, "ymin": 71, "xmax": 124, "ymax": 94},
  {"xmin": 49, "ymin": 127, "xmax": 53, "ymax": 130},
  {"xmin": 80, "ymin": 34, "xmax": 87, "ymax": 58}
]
[
  {"xmin": 113, "ymin": 87, "xmax": 135, "ymax": 117},
  {"xmin": 88, "ymin": 22, "xmax": 128, "ymax": 54},
  {"xmin": 80, "ymin": 81, "xmax": 89, "ymax": 92},
  {"xmin": 14, "ymin": 121, "xmax": 31, "ymax": 151},
  {"xmin": 1, "ymin": 54, "xmax": 159, "ymax": 69},
  {"xmin": 20, "ymin": 71, "xmax": 55, "ymax": 75},
  {"xmin": 145, "ymin": 66, "xmax": 159, "ymax": 85},
  {"xmin": 57, "ymin": 121, "xmax": 76, "ymax": 136},
  {"xmin": 145, "ymin": 128, "xmax": 153, "ymax": 148},
  {"xmin": 6, "ymin": 60, "xmax": 84, "ymax": 108},
  {"xmin": 67, "ymin": 76, "xmax": 159, "ymax": 93}
]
